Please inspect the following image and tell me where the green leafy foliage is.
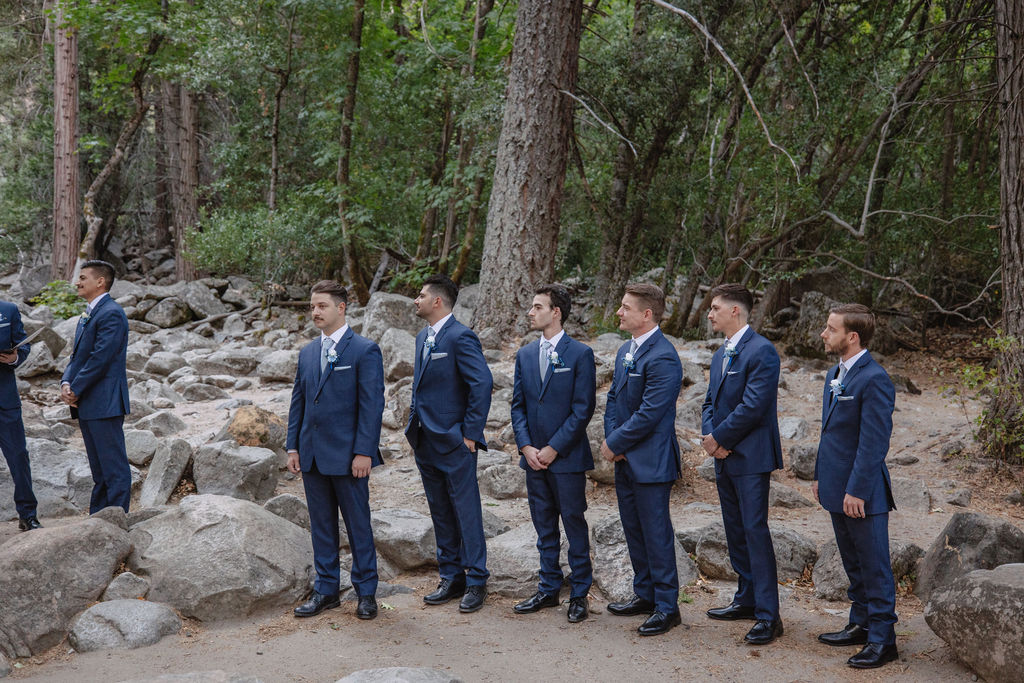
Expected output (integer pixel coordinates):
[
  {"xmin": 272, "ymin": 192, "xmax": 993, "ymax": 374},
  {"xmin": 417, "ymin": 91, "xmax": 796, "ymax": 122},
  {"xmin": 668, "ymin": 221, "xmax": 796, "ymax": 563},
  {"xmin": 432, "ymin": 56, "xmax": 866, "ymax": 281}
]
[{"xmin": 29, "ymin": 281, "xmax": 85, "ymax": 319}]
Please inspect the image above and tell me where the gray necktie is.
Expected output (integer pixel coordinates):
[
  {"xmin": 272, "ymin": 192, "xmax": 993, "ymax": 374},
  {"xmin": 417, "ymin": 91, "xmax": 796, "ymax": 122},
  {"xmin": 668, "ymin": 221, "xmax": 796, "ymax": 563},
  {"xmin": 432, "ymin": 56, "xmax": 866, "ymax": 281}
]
[
  {"xmin": 629, "ymin": 339, "xmax": 638, "ymax": 358},
  {"xmin": 422, "ymin": 328, "xmax": 433, "ymax": 362},
  {"xmin": 721, "ymin": 342, "xmax": 732, "ymax": 374},
  {"xmin": 320, "ymin": 338, "xmax": 334, "ymax": 373},
  {"xmin": 540, "ymin": 340, "xmax": 551, "ymax": 380},
  {"xmin": 838, "ymin": 362, "xmax": 848, "ymax": 384}
]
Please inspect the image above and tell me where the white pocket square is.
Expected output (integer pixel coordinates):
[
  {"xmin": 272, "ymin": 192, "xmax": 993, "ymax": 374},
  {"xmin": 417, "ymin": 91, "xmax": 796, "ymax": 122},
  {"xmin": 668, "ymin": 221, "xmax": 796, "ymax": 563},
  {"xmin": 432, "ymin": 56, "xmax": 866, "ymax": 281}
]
[
  {"xmin": 335, "ymin": 365, "xmax": 352, "ymax": 371},
  {"xmin": 726, "ymin": 370, "xmax": 739, "ymax": 376},
  {"xmin": 628, "ymin": 372, "xmax": 642, "ymax": 378},
  {"xmin": 837, "ymin": 395, "xmax": 855, "ymax": 401},
  {"xmin": 0, "ymin": 323, "xmax": 8, "ymax": 328},
  {"xmin": 430, "ymin": 352, "xmax": 448, "ymax": 360},
  {"xmin": 553, "ymin": 367, "xmax": 571, "ymax": 373}
]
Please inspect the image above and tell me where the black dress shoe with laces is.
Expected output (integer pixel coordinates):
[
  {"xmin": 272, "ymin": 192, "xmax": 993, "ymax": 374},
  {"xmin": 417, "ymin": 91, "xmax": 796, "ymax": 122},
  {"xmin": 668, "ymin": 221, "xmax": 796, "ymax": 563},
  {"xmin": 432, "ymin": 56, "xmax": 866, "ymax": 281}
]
[
  {"xmin": 848, "ymin": 642, "xmax": 898, "ymax": 669},
  {"xmin": 607, "ymin": 594, "xmax": 656, "ymax": 616},
  {"xmin": 294, "ymin": 591, "xmax": 340, "ymax": 617},
  {"xmin": 423, "ymin": 577, "xmax": 467, "ymax": 605},
  {"xmin": 514, "ymin": 591, "xmax": 560, "ymax": 614},
  {"xmin": 459, "ymin": 585, "xmax": 486, "ymax": 613},
  {"xmin": 18, "ymin": 517, "xmax": 42, "ymax": 531},
  {"xmin": 637, "ymin": 610, "xmax": 681, "ymax": 636},
  {"xmin": 744, "ymin": 619, "xmax": 783, "ymax": 644},
  {"xmin": 818, "ymin": 623, "xmax": 869, "ymax": 646},
  {"xmin": 567, "ymin": 596, "xmax": 588, "ymax": 623},
  {"xmin": 356, "ymin": 595, "xmax": 378, "ymax": 620},
  {"xmin": 706, "ymin": 602, "xmax": 756, "ymax": 621}
]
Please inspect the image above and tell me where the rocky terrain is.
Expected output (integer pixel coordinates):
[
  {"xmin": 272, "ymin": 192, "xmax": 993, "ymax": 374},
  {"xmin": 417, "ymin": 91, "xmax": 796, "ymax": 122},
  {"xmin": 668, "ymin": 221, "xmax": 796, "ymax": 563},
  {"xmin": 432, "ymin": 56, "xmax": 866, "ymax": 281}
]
[{"xmin": 1, "ymin": 268, "xmax": 1022, "ymax": 683}]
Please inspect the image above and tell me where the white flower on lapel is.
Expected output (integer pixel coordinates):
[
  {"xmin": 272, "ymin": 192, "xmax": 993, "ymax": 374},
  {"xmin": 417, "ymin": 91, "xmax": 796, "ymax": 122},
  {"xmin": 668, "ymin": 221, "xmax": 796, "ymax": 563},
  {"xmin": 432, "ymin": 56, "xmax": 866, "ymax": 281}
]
[
  {"xmin": 548, "ymin": 350, "xmax": 564, "ymax": 368},
  {"xmin": 424, "ymin": 335, "xmax": 436, "ymax": 352},
  {"xmin": 622, "ymin": 352, "xmax": 635, "ymax": 370},
  {"xmin": 830, "ymin": 379, "xmax": 845, "ymax": 396},
  {"xmin": 326, "ymin": 348, "xmax": 338, "ymax": 365}
]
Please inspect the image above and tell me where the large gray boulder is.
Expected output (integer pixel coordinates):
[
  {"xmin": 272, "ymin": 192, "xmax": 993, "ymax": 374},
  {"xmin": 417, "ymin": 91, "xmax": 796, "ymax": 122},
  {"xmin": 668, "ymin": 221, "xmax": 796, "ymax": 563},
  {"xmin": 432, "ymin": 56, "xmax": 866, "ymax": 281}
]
[
  {"xmin": 768, "ymin": 481, "xmax": 815, "ymax": 508},
  {"xmin": 127, "ymin": 495, "xmax": 313, "ymax": 620},
  {"xmin": 134, "ymin": 411, "xmax": 187, "ymax": 437},
  {"xmin": 890, "ymin": 476, "xmax": 931, "ymax": 512},
  {"xmin": 256, "ymin": 349, "xmax": 299, "ymax": 383},
  {"xmin": 184, "ymin": 349, "xmax": 260, "ymax": 376},
  {"xmin": 379, "ymin": 327, "xmax": 416, "ymax": 381},
  {"xmin": 14, "ymin": 342, "xmax": 56, "ymax": 378},
  {"xmin": 263, "ymin": 494, "xmax": 310, "ymax": 531},
  {"xmin": 585, "ymin": 418, "xmax": 614, "ymax": 485},
  {"xmin": 813, "ymin": 538, "xmax": 924, "ymax": 601},
  {"xmin": 478, "ymin": 464, "xmax": 527, "ymax": 500},
  {"xmin": 69, "ymin": 600, "xmax": 181, "ymax": 652},
  {"xmin": 370, "ymin": 509, "xmax": 436, "ymax": 571},
  {"xmin": 696, "ymin": 522, "xmax": 816, "ymax": 581},
  {"xmin": 145, "ymin": 297, "xmax": 193, "ymax": 328},
  {"xmin": 182, "ymin": 282, "xmax": 229, "ymax": 319},
  {"xmin": 193, "ymin": 441, "xmax": 278, "ymax": 503},
  {"xmin": 591, "ymin": 514, "xmax": 698, "ymax": 603},
  {"xmin": 0, "ymin": 517, "xmax": 132, "ymax": 657},
  {"xmin": 139, "ymin": 439, "xmax": 193, "ymax": 507},
  {"xmin": 925, "ymin": 563, "xmax": 1024, "ymax": 683},
  {"xmin": 487, "ymin": 522, "xmax": 564, "ymax": 598},
  {"xmin": 125, "ymin": 429, "xmax": 160, "ymax": 466},
  {"xmin": 337, "ymin": 669, "xmax": 463, "ymax": 683},
  {"xmin": 787, "ymin": 443, "xmax": 817, "ymax": 480},
  {"xmin": 182, "ymin": 383, "xmax": 231, "ymax": 402},
  {"xmin": 102, "ymin": 571, "xmax": 151, "ymax": 601},
  {"xmin": 915, "ymin": 511, "xmax": 1024, "ymax": 601},
  {"xmin": 360, "ymin": 293, "xmax": 422, "ymax": 343},
  {"xmin": 143, "ymin": 351, "xmax": 188, "ymax": 376}
]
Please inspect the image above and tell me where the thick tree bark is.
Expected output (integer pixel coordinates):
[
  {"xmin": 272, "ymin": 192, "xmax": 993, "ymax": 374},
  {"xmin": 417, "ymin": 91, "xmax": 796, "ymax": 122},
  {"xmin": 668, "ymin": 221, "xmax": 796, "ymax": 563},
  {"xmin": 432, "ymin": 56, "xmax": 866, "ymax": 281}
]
[
  {"xmin": 173, "ymin": 85, "xmax": 200, "ymax": 281},
  {"xmin": 336, "ymin": 0, "xmax": 370, "ymax": 304},
  {"xmin": 51, "ymin": 0, "xmax": 79, "ymax": 281},
  {"xmin": 475, "ymin": 0, "xmax": 583, "ymax": 334},
  {"xmin": 987, "ymin": 0, "xmax": 1024, "ymax": 459}
]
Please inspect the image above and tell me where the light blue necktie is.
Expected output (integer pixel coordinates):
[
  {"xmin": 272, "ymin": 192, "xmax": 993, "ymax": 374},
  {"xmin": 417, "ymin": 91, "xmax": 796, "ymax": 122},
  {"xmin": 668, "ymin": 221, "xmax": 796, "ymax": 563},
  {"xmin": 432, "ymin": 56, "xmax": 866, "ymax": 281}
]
[
  {"xmin": 722, "ymin": 342, "xmax": 732, "ymax": 374},
  {"xmin": 320, "ymin": 338, "xmax": 334, "ymax": 373},
  {"xmin": 540, "ymin": 340, "xmax": 551, "ymax": 380},
  {"xmin": 422, "ymin": 328, "xmax": 434, "ymax": 362}
]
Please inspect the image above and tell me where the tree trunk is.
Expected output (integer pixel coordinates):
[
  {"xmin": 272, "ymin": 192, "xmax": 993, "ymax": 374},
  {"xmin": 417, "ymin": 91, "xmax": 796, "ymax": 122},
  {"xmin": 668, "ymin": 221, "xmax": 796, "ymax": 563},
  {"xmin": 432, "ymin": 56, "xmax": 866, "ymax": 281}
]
[
  {"xmin": 173, "ymin": 85, "xmax": 199, "ymax": 281},
  {"xmin": 336, "ymin": 0, "xmax": 370, "ymax": 304},
  {"xmin": 152, "ymin": 92, "xmax": 172, "ymax": 251},
  {"xmin": 51, "ymin": 0, "xmax": 79, "ymax": 281},
  {"xmin": 987, "ymin": 0, "xmax": 1024, "ymax": 460},
  {"xmin": 475, "ymin": 0, "xmax": 583, "ymax": 334}
]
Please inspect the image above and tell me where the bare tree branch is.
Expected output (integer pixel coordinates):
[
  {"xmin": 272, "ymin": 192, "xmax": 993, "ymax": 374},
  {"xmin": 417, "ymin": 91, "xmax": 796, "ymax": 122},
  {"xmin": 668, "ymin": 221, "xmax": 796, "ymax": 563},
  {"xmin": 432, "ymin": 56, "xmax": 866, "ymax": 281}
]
[{"xmin": 559, "ymin": 88, "xmax": 638, "ymax": 158}]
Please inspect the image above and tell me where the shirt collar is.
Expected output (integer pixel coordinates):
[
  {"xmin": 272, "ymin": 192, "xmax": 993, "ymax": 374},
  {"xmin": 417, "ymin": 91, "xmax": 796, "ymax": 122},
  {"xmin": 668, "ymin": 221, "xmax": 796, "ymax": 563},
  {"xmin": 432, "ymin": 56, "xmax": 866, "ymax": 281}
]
[
  {"xmin": 321, "ymin": 324, "xmax": 348, "ymax": 346},
  {"xmin": 725, "ymin": 324, "xmax": 750, "ymax": 349},
  {"xmin": 87, "ymin": 292, "xmax": 108, "ymax": 313},
  {"xmin": 632, "ymin": 325, "xmax": 660, "ymax": 349},
  {"xmin": 541, "ymin": 329, "xmax": 565, "ymax": 349},
  {"xmin": 841, "ymin": 348, "xmax": 868, "ymax": 373},
  {"xmin": 428, "ymin": 313, "xmax": 453, "ymax": 337}
]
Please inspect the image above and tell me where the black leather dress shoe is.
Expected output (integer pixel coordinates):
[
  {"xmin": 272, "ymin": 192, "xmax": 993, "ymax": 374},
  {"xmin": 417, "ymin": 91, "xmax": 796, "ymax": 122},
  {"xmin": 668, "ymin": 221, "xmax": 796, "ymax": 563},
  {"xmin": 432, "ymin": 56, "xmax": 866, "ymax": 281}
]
[
  {"xmin": 294, "ymin": 591, "xmax": 340, "ymax": 617},
  {"xmin": 459, "ymin": 585, "xmax": 486, "ymax": 613},
  {"xmin": 607, "ymin": 595, "xmax": 656, "ymax": 616},
  {"xmin": 514, "ymin": 591, "xmax": 560, "ymax": 614},
  {"xmin": 706, "ymin": 602, "xmax": 756, "ymax": 621},
  {"xmin": 18, "ymin": 517, "xmax": 42, "ymax": 531},
  {"xmin": 637, "ymin": 610, "xmax": 681, "ymax": 636},
  {"xmin": 567, "ymin": 596, "xmax": 588, "ymax": 623},
  {"xmin": 818, "ymin": 623, "xmax": 869, "ymax": 647},
  {"xmin": 848, "ymin": 642, "xmax": 898, "ymax": 669},
  {"xmin": 423, "ymin": 577, "xmax": 466, "ymax": 605},
  {"xmin": 744, "ymin": 619, "xmax": 783, "ymax": 644},
  {"xmin": 356, "ymin": 595, "xmax": 377, "ymax": 620}
]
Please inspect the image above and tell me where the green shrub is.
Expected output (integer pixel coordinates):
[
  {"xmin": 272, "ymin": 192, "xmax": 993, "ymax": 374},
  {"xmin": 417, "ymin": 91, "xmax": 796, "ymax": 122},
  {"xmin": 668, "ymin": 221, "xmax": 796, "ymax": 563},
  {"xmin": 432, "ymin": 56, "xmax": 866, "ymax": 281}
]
[{"xmin": 29, "ymin": 281, "xmax": 84, "ymax": 319}]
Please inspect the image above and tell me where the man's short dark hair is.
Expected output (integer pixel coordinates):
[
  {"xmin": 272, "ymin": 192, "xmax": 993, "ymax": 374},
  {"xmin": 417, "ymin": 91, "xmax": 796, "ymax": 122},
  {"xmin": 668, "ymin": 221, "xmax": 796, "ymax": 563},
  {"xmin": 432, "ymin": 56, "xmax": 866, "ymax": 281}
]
[
  {"xmin": 535, "ymin": 283, "xmax": 572, "ymax": 324},
  {"xmin": 82, "ymin": 260, "xmax": 116, "ymax": 292},
  {"xmin": 311, "ymin": 280, "xmax": 349, "ymax": 305},
  {"xmin": 709, "ymin": 283, "xmax": 753, "ymax": 315},
  {"xmin": 423, "ymin": 274, "xmax": 458, "ymax": 310},
  {"xmin": 830, "ymin": 303, "xmax": 876, "ymax": 347},
  {"xmin": 624, "ymin": 283, "xmax": 666, "ymax": 323}
]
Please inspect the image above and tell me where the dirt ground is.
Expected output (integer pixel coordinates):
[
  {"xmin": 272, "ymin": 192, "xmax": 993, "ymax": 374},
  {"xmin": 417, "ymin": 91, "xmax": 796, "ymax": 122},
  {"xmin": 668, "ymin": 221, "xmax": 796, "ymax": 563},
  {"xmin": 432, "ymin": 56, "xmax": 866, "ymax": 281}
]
[{"xmin": 3, "ymin": 345, "xmax": 1021, "ymax": 682}]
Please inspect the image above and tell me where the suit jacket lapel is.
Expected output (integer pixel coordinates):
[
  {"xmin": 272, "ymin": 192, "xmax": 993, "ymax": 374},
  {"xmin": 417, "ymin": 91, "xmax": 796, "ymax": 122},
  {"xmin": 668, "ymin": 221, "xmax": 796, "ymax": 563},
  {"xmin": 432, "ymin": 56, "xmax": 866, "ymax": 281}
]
[
  {"xmin": 72, "ymin": 296, "xmax": 108, "ymax": 356},
  {"xmin": 822, "ymin": 351, "xmax": 872, "ymax": 429},
  {"xmin": 314, "ymin": 328, "xmax": 352, "ymax": 399},
  {"xmin": 538, "ymin": 335, "xmax": 570, "ymax": 400}
]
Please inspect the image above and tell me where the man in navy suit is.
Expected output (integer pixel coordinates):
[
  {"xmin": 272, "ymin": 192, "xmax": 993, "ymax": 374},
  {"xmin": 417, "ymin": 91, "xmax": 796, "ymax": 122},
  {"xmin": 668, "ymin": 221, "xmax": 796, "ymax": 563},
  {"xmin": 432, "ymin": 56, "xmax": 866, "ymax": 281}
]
[
  {"xmin": 287, "ymin": 280, "xmax": 384, "ymax": 620},
  {"xmin": 701, "ymin": 283, "xmax": 783, "ymax": 644},
  {"xmin": 510, "ymin": 284, "xmax": 596, "ymax": 623},
  {"xmin": 1, "ymin": 299, "xmax": 41, "ymax": 530},
  {"xmin": 601, "ymin": 284, "xmax": 683, "ymax": 636},
  {"xmin": 406, "ymin": 274, "xmax": 493, "ymax": 613},
  {"xmin": 814, "ymin": 303, "xmax": 898, "ymax": 669},
  {"xmin": 61, "ymin": 260, "xmax": 131, "ymax": 513}
]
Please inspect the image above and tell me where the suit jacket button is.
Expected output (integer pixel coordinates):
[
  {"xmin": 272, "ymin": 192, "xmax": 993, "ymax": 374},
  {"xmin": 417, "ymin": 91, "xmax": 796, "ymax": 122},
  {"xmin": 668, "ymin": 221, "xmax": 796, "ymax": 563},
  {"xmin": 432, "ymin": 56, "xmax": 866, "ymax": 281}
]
[{"xmin": 314, "ymin": 400, "xmax": 318, "ymax": 405}]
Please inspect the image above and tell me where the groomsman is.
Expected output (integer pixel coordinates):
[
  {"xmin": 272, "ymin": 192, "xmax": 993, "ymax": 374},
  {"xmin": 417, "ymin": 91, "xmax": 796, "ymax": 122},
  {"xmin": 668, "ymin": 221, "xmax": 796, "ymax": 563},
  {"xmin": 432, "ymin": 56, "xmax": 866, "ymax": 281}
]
[
  {"xmin": 1, "ymin": 299, "xmax": 40, "ymax": 530},
  {"xmin": 61, "ymin": 260, "xmax": 131, "ymax": 513},
  {"xmin": 602, "ymin": 284, "xmax": 683, "ymax": 636},
  {"xmin": 814, "ymin": 304, "xmax": 899, "ymax": 669},
  {"xmin": 510, "ymin": 284, "xmax": 596, "ymax": 623},
  {"xmin": 701, "ymin": 283, "xmax": 784, "ymax": 644},
  {"xmin": 406, "ymin": 274, "xmax": 493, "ymax": 613},
  {"xmin": 287, "ymin": 280, "xmax": 384, "ymax": 620}
]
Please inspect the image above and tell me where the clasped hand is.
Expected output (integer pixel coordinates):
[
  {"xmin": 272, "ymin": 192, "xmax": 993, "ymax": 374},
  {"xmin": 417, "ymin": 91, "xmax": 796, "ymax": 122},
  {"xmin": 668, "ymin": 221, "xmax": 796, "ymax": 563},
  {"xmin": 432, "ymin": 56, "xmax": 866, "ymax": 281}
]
[
  {"xmin": 522, "ymin": 445, "xmax": 557, "ymax": 471},
  {"xmin": 701, "ymin": 433, "xmax": 730, "ymax": 459},
  {"xmin": 60, "ymin": 383, "xmax": 78, "ymax": 408}
]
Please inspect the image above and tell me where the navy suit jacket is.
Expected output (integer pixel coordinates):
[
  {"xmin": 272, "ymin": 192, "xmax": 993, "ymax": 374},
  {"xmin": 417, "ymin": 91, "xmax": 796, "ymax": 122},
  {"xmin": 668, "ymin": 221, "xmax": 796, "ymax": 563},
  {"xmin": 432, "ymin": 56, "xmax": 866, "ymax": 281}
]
[
  {"xmin": 701, "ymin": 328, "xmax": 783, "ymax": 476},
  {"xmin": 61, "ymin": 295, "xmax": 130, "ymax": 420},
  {"xmin": 815, "ymin": 351, "xmax": 896, "ymax": 515},
  {"xmin": 603, "ymin": 328, "xmax": 682, "ymax": 484},
  {"xmin": 406, "ymin": 316, "xmax": 493, "ymax": 454},
  {"xmin": 511, "ymin": 334, "xmax": 596, "ymax": 473},
  {"xmin": 286, "ymin": 328, "xmax": 385, "ymax": 476},
  {"xmin": 0, "ymin": 301, "xmax": 30, "ymax": 410}
]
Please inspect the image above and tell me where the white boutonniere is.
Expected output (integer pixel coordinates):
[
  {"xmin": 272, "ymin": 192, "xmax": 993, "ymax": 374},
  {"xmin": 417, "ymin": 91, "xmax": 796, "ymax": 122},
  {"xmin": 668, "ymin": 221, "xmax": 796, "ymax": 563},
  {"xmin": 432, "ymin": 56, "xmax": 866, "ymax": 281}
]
[
  {"xmin": 622, "ymin": 352, "xmax": 635, "ymax": 370},
  {"xmin": 548, "ymin": 350, "xmax": 564, "ymax": 368},
  {"xmin": 81, "ymin": 312, "xmax": 92, "ymax": 325},
  {"xmin": 830, "ymin": 378, "xmax": 845, "ymax": 396},
  {"xmin": 424, "ymin": 335, "xmax": 436, "ymax": 352},
  {"xmin": 0, "ymin": 313, "xmax": 6, "ymax": 322},
  {"xmin": 326, "ymin": 348, "xmax": 338, "ymax": 365},
  {"xmin": 724, "ymin": 346, "xmax": 739, "ymax": 360}
]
